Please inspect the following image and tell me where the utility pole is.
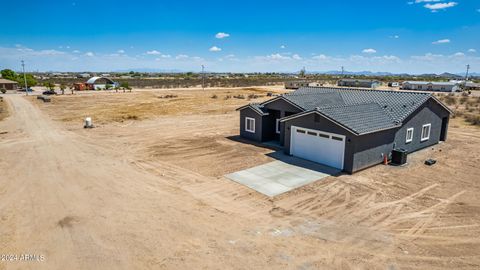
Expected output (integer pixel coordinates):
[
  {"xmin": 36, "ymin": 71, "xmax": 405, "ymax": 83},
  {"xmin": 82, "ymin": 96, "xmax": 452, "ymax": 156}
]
[
  {"xmin": 465, "ymin": 64, "xmax": 470, "ymax": 81},
  {"xmin": 201, "ymin": 65, "xmax": 205, "ymax": 91},
  {"xmin": 341, "ymin": 66, "xmax": 345, "ymax": 77},
  {"xmin": 21, "ymin": 60, "xmax": 28, "ymax": 96}
]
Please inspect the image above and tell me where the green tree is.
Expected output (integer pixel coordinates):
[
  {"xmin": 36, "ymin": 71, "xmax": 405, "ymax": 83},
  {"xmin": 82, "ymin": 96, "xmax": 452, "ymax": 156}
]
[
  {"xmin": 22, "ymin": 74, "xmax": 38, "ymax": 87},
  {"xmin": 120, "ymin": 82, "xmax": 130, "ymax": 90},
  {"xmin": 43, "ymin": 81, "xmax": 55, "ymax": 90},
  {"xmin": 0, "ymin": 69, "xmax": 17, "ymax": 81},
  {"xmin": 60, "ymin": 84, "xmax": 66, "ymax": 95},
  {"xmin": 105, "ymin": 84, "xmax": 112, "ymax": 90}
]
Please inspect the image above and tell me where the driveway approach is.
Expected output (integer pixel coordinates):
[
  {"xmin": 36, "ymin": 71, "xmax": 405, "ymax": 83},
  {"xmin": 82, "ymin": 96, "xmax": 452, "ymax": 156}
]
[{"xmin": 226, "ymin": 157, "xmax": 340, "ymax": 196}]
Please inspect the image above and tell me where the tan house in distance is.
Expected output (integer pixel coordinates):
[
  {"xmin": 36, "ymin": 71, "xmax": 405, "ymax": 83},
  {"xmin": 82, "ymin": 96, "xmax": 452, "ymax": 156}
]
[{"xmin": 0, "ymin": 79, "xmax": 19, "ymax": 90}]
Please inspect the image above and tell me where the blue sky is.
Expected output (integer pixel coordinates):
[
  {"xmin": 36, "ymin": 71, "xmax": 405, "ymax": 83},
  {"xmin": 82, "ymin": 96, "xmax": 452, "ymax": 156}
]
[{"xmin": 0, "ymin": 0, "xmax": 479, "ymax": 73}]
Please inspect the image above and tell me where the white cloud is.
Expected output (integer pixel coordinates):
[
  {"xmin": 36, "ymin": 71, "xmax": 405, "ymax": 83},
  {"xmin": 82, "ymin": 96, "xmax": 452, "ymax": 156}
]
[
  {"xmin": 312, "ymin": 54, "xmax": 328, "ymax": 60},
  {"xmin": 117, "ymin": 49, "xmax": 125, "ymax": 54},
  {"xmin": 424, "ymin": 2, "xmax": 458, "ymax": 11},
  {"xmin": 175, "ymin": 54, "xmax": 189, "ymax": 59},
  {"xmin": 453, "ymin": 52, "xmax": 465, "ymax": 57},
  {"xmin": 72, "ymin": 50, "xmax": 80, "ymax": 53},
  {"xmin": 292, "ymin": 54, "xmax": 302, "ymax": 60},
  {"xmin": 146, "ymin": 50, "xmax": 161, "ymax": 55},
  {"xmin": 215, "ymin": 32, "xmax": 230, "ymax": 39},
  {"xmin": 84, "ymin": 52, "xmax": 94, "ymax": 57},
  {"xmin": 362, "ymin": 48, "xmax": 377, "ymax": 54},
  {"xmin": 280, "ymin": 45, "xmax": 286, "ymax": 49},
  {"xmin": 389, "ymin": 35, "xmax": 400, "ymax": 39},
  {"xmin": 468, "ymin": 49, "xmax": 477, "ymax": 53},
  {"xmin": 415, "ymin": 0, "xmax": 441, "ymax": 3},
  {"xmin": 209, "ymin": 46, "xmax": 222, "ymax": 52},
  {"xmin": 411, "ymin": 52, "xmax": 444, "ymax": 61},
  {"xmin": 432, "ymin": 39, "xmax": 450, "ymax": 44}
]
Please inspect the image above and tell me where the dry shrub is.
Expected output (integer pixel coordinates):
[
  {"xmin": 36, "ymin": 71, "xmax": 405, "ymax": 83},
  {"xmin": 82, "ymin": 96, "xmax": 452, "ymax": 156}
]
[
  {"xmin": 247, "ymin": 94, "xmax": 262, "ymax": 100},
  {"xmin": 224, "ymin": 95, "xmax": 231, "ymax": 100},
  {"xmin": 211, "ymin": 94, "xmax": 218, "ymax": 99},
  {"xmin": 158, "ymin": 94, "xmax": 178, "ymax": 99},
  {"xmin": 443, "ymin": 94, "xmax": 456, "ymax": 106},
  {"xmin": 123, "ymin": 114, "xmax": 139, "ymax": 120},
  {"xmin": 233, "ymin": 94, "xmax": 245, "ymax": 99},
  {"xmin": 465, "ymin": 114, "xmax": 480, "ymax": 125}
]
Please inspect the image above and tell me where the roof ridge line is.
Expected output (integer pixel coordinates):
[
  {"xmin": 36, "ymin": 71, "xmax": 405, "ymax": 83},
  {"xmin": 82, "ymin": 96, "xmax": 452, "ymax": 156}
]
[{"xmin": 301, "ymin": 86, "xmax": 432, "ymax": 95}]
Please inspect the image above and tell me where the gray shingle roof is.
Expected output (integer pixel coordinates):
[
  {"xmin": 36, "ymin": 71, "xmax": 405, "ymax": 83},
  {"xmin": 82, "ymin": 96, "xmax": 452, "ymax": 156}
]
[
  {"xmin": 236, "ymin": 103, "xmax": 269, "ymax": 115},
  {"xmin": 316, "ymin": 103, "xmax": 400, "ymax": 134},
  {"xmin": 282, "ymin": 87, "xmax": 432, "ymax": 123}
]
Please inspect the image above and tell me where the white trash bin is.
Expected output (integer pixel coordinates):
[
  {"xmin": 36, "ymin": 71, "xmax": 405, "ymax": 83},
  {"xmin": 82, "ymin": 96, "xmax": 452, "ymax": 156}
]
[{"xmin": 84, "ymin": 117, "xmax": 93, "ymax": 128}]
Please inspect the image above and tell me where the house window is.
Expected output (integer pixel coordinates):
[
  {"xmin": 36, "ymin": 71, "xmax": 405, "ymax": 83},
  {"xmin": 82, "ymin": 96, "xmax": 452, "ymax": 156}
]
[
  {"xmin": 275, "ymin": 119, "xmax": 281, "ymax": 134},
  {"xmin": 421, "ymin": 124, "xmax": 431, "ymax": 141},
  {"xmin": 406, "ymin": 128, "xmax": 414, "ymax": 143},
  {"xmin": 245, "ymin": 117, "xmax": 255, "ymax": 133}
]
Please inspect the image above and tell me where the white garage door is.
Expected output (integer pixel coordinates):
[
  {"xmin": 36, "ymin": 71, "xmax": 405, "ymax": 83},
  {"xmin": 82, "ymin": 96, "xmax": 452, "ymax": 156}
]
[{"xmin": 290, "ymin": 126, "xmax": 345, "ymax": 169}]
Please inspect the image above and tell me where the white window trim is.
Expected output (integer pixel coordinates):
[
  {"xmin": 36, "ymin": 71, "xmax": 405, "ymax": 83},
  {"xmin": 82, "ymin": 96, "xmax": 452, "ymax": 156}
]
[
  {"xmin": 245, "ymin": 117, "xmax": 255, "ymax": 133},
  {"xmin": 421, "ymin": 123, "xmax": 431, "ymax": 141},
  {"xmin": 275, "ymin": 119, "xmax": 281, "ymax": 134},
  {"xmin": 406, "ymin": 128, "xmax": 414, "ymax": 143}
]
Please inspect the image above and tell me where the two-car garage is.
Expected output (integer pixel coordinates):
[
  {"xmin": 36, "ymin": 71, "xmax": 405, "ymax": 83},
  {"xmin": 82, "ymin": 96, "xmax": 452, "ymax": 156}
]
[{"xmin": 290, "ymin": 126, "xmax": 346, "ymax": 170}]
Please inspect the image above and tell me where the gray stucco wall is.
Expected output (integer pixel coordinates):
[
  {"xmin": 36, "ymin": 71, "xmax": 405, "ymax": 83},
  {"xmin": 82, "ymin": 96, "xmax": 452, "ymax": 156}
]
[
  {"xmin": 351, "ymin": 130, "xmax": 396, "ymax": 172},
  {"xmin": 263, "ymin": 98, "xmax": 303, "ymax": 145},
  {"xmin": 239, "ymin": 108, "xmax": 263, "ymax": 142},
  {"xmin": 393, "ymin": 98, "xmax": 450, "ymax": 153}
]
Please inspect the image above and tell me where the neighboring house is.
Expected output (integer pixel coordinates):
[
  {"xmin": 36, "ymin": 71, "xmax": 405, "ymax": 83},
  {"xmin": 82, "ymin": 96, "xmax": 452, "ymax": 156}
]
[
  {"xmin": 337, "ymin": 79, "xmax": 380, "ymax": 88},
  {"xmin": 0, "ymin": 79, "xmax": 19, "ymax": 90},
  {"xmin": 85, "ymin": 77, "xmax": 119, "ymax": 90},
  {"xmin": 402, "ymin": 81, "xmax": 460, "ymax": 92},
  {"xmin": 237, "ymin": 87, "xmax": 451, "ymax": 173},
  {"xmin": 465, "ymin": 82, "xmax": 480, "ymax": 90},
  {"xmin": 285, "ymin": 81, "xmax": 311, "ymax": 89}
]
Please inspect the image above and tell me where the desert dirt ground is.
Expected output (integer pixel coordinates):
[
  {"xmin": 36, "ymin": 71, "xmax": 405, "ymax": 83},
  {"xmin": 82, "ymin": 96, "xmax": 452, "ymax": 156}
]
[{"xmin": 0, "ymin": 87, "xmax": 479, "ymax": 269}]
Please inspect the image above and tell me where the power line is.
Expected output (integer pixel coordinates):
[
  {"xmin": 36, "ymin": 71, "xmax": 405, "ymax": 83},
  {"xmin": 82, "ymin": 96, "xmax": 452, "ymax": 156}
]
[{"xmin": 21, "ymin": 60, "xmax": 28, "ymax": 96}]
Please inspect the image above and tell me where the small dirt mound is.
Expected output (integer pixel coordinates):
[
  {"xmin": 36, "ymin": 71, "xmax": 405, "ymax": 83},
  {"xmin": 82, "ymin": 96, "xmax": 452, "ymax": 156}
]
[
  {"xmin": 269, "ymin": 207, "xmax": 293, "ymax": 217},
  {"xmin": 57, "ymin": 216, "xmax": 79, "ymax": 228}
]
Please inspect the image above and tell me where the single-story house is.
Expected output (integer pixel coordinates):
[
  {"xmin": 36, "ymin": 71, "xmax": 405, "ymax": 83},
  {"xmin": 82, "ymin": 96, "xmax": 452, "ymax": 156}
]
[
  {"xmin": 0, "ymin": 79, "xmax": 19, "ymax": 90},
  {"xmin": 465, "ymin": 82, "xmax": 480, "ymax": 90},
  {"xmin": 285, "ymin": 81, "xmax": 312, "ymax": 89},
  {"xmin": 401, "ymin": 81, "xmax": 460, "ymax": 92},
  {"xmin": 337, "ymin": 79, "xmax": 381, "ymax": 88},
  {"xmin": 237, "ymin": 87, "xmax": 451, "ymax": 173}
]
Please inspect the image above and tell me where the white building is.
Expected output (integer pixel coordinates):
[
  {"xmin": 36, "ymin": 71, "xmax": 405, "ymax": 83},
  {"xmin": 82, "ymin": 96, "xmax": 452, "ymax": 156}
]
[{"xmin": 401, "ymin": 81, "xmax": 460, "ymax": 92}]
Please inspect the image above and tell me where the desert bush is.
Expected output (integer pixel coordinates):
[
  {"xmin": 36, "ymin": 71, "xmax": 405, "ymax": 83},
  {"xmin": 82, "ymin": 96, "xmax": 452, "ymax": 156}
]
[
  {"xmin": 158, "ymin": 94, "xmax": 178, "ymax": 99},
  {"xmin": 459, "ymin": 96, "xmax": 468, "ymax": 105},
  {"xmin": 0, "ymin": 88, "xmax": 6, "ymax": 94},
  {"xmin": 443, "ymin": 95, "xmax": 456, "ymax": 106},
  {"xmin": 224, "ymin": 95, "xmax": 231, "ymax": 100},
  {"xmin": 123, "ymin": 114, "xmax": 139, "ymax": 120},
  {"xmin": 233, "ymin": 94, "xmax": 245, "ymax": 99},
  {"xmin": 211, "ymin": 94, "xmax": 218, "ymax": 99},
  {"xmin": 465, "ymin": 114, "xmax": 480, "ymax": 126}
]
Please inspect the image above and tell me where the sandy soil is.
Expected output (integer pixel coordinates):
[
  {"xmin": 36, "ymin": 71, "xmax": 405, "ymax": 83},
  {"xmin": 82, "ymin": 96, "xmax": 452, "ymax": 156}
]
[
  {"xmin": 0, "ymin": 97, "xmax": 8, "ymax": 121},
  {"xmin": 1, "ymin": 88, "xmax": 480, "ymax": 269}
]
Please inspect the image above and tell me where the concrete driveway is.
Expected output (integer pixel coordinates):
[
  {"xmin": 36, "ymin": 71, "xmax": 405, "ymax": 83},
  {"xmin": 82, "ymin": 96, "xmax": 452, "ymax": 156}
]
[{"xmin": 225, "ymin": 156, "xmax": 340, "ymax": 197}]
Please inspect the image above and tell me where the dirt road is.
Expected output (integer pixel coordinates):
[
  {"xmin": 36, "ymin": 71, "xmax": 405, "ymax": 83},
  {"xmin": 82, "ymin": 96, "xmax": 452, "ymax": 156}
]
[
  {"xmin": 0, "ymin": 95, "xmax": 270, "ymax": 269},
  {"xmin": 1, "ymin": 94, "xmax": 479, "ymax": 270}
]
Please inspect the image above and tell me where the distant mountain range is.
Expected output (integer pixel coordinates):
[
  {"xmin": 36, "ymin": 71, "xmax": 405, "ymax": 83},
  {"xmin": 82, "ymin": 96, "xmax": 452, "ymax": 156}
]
[
  {"xmin": 309, "ymin": 70, "xmax": 479, "ymax": 78},
  {"xmin": 91, "ymin": 68, "xmax": 480, "ymax": 78}
]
